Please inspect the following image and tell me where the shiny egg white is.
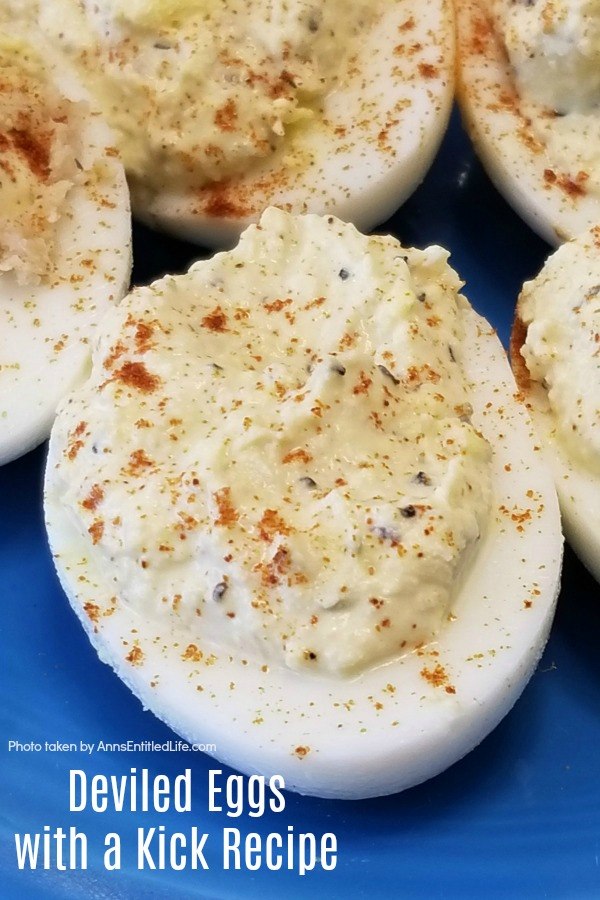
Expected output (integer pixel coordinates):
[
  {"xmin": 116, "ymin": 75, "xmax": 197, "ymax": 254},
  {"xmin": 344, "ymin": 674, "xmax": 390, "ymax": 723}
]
[
  {"xmin": 0, "ymin": 38, "xmax": 131, "ymax": 467},
  {"xmin": 456, "ymin": 0, "xmax": 600, "ymax": 246},
  {"xmin": 511, "ymin": 226, "xmax": 600, "ymax": 583},
  {"xmin": 44, "ymin": 214, "xmax": 562, "ymax": 799},
  {"xmin": 34, "ymin": 0, "xmax": 455, "ymax": 246}
]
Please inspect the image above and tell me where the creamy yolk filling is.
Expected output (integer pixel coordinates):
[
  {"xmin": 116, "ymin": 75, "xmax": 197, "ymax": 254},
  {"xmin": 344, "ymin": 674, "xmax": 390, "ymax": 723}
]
[
  {"xmin": 519, "ymin": 228, "xmax": 600, "ymax": 474},
  {"xmin": 491, "ymin": 0, "xmax": 600, "ymax": 194},
  {"xmin": 37, "ymin": 0, "xmax": 380, "ymax": 195},
  {"xmin": 0, "ymin": 37, "xmax": 82, "ymax": 285},
  {"xmin": 52, "ymin": 209, "xmax": 492, "ymax": 676}
]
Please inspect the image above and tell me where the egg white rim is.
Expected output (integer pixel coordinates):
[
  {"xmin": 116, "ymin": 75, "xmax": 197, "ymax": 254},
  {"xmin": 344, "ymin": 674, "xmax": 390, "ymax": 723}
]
[
  {"xmin": 512, "ymin": 375, "xmax": 600, "ymax": 585},
  {"xmin": 456, "ymin": 0, "xmax": 600, "ymax": 246},
  {"xmin": 132, "ymin": 0, "xmax": 455, "ymax": 246},
  {"xmin": 511, "ymin": 229, "xmax": 600, "ymax": 584},
  {"xmin": 44, "ymin": 300, "xmax": 562, "ymax": 800}
]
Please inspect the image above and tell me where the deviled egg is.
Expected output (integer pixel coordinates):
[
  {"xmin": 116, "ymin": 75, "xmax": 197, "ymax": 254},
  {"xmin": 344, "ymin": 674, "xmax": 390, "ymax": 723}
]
[
  {"xmin": 0, "ymin": 32, "xmax": 131, "ymax": 466},
  {"xmin": 31, "ymin": 0, "xmax": 455, "ymax": 245},
  {"xmin": 457, "ymin": 0, "xmax": 600, "ymax": 245},
  {"xmin": 44, "ymin": 209, "xmax": 562, "ymax": 798},
  {"xmin": 511, "ymin": 225, "xmax": 600, "ymax": 581}
]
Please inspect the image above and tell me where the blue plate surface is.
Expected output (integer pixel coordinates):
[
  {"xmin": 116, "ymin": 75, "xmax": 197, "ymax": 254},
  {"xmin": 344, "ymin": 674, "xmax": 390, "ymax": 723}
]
[{"xmin": 2, "ymin": 111, "xmax": 600, "ymax": 899}]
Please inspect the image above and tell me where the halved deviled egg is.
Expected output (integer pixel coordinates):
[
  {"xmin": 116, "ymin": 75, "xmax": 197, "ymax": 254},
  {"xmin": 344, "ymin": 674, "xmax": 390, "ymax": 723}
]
[
  {"xmin": 457, "ymin": 0, "xmax": 600, "ymax": 245},
  {"xmin": 511, "ymin": 224, "xmax": 600, "ymax": 582},
  {"xmin": 0, "ymin": 32, "xmax": 131, "ymax": 466},
  {"xmin": 31, "ymin": 0, "xmax": 455, "ymax": 246},
  {"xmin": 44, "ymin": 209, "xmax": 562, "ymax": 798}
]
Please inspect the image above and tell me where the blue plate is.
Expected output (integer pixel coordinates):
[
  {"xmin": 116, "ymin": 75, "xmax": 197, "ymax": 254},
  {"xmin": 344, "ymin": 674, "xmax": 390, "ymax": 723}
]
[{"xmin": 2, "ymin": 111, "xmax": 600, "ymax": 899}]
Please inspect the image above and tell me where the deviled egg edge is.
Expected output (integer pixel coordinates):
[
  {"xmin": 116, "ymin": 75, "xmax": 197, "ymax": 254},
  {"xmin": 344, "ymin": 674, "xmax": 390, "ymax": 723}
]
[
  {"xmin": 456, "ymin": 0, "xmax": 600, "ymax": 246},
  {"xmin": 43, "ymin": 212, "xmax": 562, "ymax": 799}
]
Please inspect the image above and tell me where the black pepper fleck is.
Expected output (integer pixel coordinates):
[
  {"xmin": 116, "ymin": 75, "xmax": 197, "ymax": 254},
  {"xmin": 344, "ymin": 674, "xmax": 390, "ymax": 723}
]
[
  {"xmin": 413, "ymin": 471, "xmax": 431, "ymax": 485},
  {"xmin": 213, "ymin": 582, "xmax": 228, "ymax": 601},
  {"xmin": 371, "ymin": 525, "xmax": 401, "ymax": 544},
  {"xmin": 308, "ymin": 12, "xmax": 320, "ymax": 32},
  {"xmin": 378, "ymin": 364, "xmax": 400, "ymax": 385}
]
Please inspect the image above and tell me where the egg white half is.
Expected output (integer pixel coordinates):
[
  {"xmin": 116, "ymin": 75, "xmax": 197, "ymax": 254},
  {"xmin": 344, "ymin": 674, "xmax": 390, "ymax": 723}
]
[
  {"xmin": 44, "ymin": 296, "xmax": 562, "ymax": 800},
  {"xmin": 0, "ymin": 46, "xmax": 131, "ymax": 467},
  {"xmin": 456, "ymin": 0, "xmax": 600, "ymax": 246},
  {"xmin": 511, "ymin": 226, "xmax": 600, "ymax": 583},
  {"xmin": 141, "ymin": 0, "xmax": 455, "ymax": 245},
  {"xmin": 36, "ymin": 0, "xmax": 455, "ymax": 247}
]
